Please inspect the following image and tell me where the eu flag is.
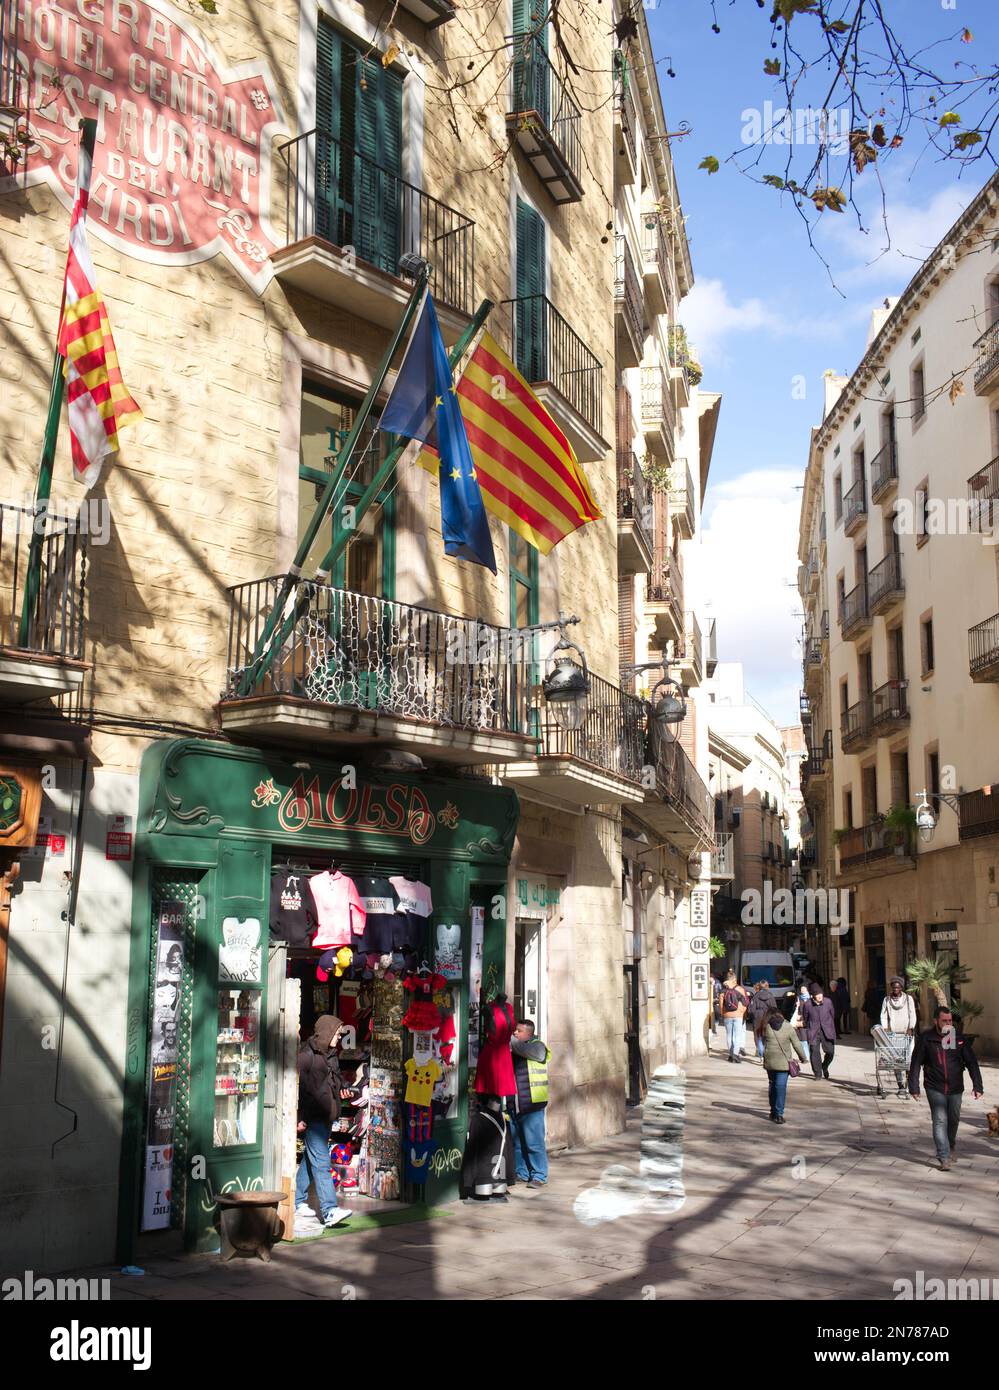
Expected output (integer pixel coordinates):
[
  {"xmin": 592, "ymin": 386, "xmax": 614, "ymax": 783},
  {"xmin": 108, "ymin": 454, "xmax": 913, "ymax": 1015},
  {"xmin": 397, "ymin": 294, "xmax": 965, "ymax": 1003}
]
[{"xmin": 379, "ymin": 292, "xmax": 497, "ymax": 573}]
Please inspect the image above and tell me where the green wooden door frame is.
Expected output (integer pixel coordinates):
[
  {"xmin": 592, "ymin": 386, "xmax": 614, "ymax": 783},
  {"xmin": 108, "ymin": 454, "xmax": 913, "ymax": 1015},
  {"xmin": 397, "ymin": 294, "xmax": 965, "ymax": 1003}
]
[{"xmin": 117, "ymin": 740, "xmax": 519, "ymax": 1261}]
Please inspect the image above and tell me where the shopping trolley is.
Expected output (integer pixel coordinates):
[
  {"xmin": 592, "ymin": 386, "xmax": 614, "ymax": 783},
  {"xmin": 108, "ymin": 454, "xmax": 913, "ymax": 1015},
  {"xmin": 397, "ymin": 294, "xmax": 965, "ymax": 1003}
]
[{"xmin": 871, "ymin": 1024, "xmax": 913, "ymax": 1098}]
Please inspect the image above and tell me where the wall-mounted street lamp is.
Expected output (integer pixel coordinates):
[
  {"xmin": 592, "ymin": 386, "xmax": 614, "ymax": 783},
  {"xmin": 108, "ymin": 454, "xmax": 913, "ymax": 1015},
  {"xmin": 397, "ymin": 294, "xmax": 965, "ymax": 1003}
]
[
  {"xmin": 517, "ymin": 612, "xmax": 591, "ymax": 731},
  {"xmin": 621, "ymin": 660, "xmax": 688, "ymax": 732},
  {"xmin": 914, "ymin": 787, "xmax": 964, "ymax": 844}
]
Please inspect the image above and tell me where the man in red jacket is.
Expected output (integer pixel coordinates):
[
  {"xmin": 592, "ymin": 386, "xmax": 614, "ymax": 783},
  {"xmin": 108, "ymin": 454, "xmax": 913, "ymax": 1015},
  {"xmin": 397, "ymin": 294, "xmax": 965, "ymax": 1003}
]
[{"xmin": 908, "ymin": 1006, "xmax": 985, "ymax": 1171}]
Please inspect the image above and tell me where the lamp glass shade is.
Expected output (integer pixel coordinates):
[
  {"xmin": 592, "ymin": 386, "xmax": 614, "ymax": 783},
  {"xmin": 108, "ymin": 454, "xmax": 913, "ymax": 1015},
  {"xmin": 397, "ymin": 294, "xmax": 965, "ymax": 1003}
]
[
  {"xmin": 652, "ymin": 691, "xmax": 686, "ymax": 725},
  {"xmin": 543, "ymin": 659, "xmax": 590, "ymax": 731}
]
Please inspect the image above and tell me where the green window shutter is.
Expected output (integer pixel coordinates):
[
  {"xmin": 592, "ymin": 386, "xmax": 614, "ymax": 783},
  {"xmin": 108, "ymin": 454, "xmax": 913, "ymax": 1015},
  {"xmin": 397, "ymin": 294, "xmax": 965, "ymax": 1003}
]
[{"xmin": 515, "ymin": 199, "xmax": 546, "ymax": 381}]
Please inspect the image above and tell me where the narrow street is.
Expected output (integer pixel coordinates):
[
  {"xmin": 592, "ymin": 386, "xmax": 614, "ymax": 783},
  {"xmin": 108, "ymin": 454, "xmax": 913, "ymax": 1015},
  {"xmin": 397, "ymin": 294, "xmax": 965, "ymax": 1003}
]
[{"xmin": 91, "ymin": 1036, "xmax": 999, "ymax": 1302}]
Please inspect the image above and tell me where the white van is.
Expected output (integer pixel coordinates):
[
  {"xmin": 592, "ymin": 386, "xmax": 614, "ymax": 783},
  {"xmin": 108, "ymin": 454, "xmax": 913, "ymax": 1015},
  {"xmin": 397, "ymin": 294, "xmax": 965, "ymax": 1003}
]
[{"xmin": 738, "ymin": 950, "xmax": 795, "ymax": 993}]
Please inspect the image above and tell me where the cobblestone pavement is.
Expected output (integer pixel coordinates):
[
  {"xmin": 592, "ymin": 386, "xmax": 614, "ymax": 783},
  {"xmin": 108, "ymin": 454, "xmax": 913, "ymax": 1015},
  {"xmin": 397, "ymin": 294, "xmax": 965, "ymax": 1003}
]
[{"xmin": 84, "ymin": 1035, "xmax": 999, "ymax": 1301}]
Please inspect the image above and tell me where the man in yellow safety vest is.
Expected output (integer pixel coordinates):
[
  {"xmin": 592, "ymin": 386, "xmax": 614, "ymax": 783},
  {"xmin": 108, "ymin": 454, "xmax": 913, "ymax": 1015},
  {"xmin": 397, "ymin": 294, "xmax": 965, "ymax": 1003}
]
[{"xmin": 509, "ymin": 1019, "xmax": 551, "ymax": 1189}]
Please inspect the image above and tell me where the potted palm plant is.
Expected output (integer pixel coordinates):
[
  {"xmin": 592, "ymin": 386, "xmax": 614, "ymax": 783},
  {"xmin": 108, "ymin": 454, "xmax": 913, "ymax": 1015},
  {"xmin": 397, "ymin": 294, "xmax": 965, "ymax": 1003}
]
[{"xmin": 905, "ymin": 956, "xmax": 984, "ymax": 1041}]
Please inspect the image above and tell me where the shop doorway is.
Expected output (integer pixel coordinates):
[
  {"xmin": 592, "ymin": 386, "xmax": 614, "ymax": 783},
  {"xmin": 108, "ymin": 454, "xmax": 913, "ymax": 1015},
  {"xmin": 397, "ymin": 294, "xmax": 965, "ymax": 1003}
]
[
  {"xmin": 623, "ymin": 963, "xmax": 642, "ymax": 1107},
  {"xmin": 513, "ymin": 917, "xmax": 546, "ymax": 1034},
  {"xmin": 865, "ymin": 924, "xmax": 886, "ymax": 994}
]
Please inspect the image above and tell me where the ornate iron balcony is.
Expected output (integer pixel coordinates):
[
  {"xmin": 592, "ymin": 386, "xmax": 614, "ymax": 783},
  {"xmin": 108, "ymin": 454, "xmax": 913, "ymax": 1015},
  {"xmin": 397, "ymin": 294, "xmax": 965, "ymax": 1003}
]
[
  {"xmin": 0, "ymin": 503, "xmax": 87, "ymax": 660},
  {"xmin": 504, "ymin": 293, "xmax": 602, "ymax": 434},
  {"xmin": 276, "ymin": 129, "xmax": 475, "ymax": 314}
]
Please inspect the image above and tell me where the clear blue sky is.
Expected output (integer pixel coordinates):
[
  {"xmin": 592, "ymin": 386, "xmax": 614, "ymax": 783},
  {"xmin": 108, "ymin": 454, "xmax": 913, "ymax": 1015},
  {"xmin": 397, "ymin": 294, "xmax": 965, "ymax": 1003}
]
[{"xmin": 645, "ymin": 0, "xmax": 999, "ymax": 722}]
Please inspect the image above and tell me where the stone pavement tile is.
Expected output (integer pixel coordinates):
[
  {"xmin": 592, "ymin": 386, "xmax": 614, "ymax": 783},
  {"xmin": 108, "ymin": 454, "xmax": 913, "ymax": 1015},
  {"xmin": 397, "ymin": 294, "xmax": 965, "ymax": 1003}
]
[
  {"xmin": 448, "ymin": 1264, "xmax": 584, "ymax": 1298},
  {"xmin": 350, "ymin": 1277, "xmax": 484, "ymax": 1301}
]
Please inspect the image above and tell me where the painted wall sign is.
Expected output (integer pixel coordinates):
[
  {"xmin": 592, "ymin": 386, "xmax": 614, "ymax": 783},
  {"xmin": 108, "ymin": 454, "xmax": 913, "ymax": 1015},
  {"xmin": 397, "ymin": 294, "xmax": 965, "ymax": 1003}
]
[
  {"xmin": 690, "ymin": 934, "xmax": 709, "ymax": 956},
  {"xmin": 690, "ymin": 961, "xmax": 709, "ymax": 1002},
  {"xmin": 515, "ymin": 875, "xmax": 560, "ymax": 920},
  {"xmin": 7, "ymin": 0, "xmax": 287, "ymax": 293},
  {"xmin": 690, "ymin": 888, "xmax": 710, "ymax": 929}
]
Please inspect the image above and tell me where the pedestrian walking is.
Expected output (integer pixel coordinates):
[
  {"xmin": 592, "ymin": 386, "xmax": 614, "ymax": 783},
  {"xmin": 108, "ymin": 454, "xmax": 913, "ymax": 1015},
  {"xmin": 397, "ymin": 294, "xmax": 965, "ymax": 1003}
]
[
  {"xmin": 508, "ymin": 1019, "xmax": 550, "ymax": 1188},
  {"xmin": 801, "ymin": 983, "xmax": 837, "ymax": 1079},
  {"xmin": 833, "ymin": 977, "xmax": 851, "ymax": 1035},
  {"xmin": 711, "ymin": 973, "xmax": 723, "ymax": 1036},
  {"xmin": 790, "ymin": 986, "xmax": 810, "ymax": 1066},
  {"xmin": 762, "ymin": 1007, "xmax": 808, "ymax": 1124},
  {"xmin": 719, "ymin": 971, "xmax": 750, "ymax": 1062},
  {"xmin": 908, "ymin": 1005, "xmax": 985, "ymax": 1171},
  {"xmin": 746, "ymin": 979, "xmax": 777, "ymax": 1060},
  {"xmin": 295, "ymin": 1014, "xmax": 352, "ymax": 1228},
  {"xmin": 880, "ymin": 976, "xmax": 917, "ymax": 1095}
]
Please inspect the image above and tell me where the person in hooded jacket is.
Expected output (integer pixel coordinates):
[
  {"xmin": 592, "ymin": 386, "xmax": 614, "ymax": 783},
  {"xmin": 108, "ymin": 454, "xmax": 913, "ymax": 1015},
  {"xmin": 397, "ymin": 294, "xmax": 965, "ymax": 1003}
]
[
  {"xmin": 295, "ymin": 1014, "xmax": 351, "ymax": 1228},
  {"xmin": 762, "ymin": 1007, "xmax": 808, "ymax": 1123}
]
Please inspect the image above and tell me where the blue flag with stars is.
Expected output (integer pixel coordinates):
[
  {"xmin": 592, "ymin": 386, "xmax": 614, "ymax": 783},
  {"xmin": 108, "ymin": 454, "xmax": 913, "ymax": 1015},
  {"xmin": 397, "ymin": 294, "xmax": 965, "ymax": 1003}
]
[{"xmin": 378, "ymin": 291, "xmax": 496, "ymax": 573}]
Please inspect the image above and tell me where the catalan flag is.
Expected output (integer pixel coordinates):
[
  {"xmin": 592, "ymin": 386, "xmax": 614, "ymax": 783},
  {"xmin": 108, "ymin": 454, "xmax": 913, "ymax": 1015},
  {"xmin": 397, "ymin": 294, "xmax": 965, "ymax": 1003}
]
[
  {"xmin": 420, "ymin": 331, "xmax": 602, "ymax": 554},
  {"xmin": 57, "ymin": 144, "xmax": 142, "ymax": 489}
]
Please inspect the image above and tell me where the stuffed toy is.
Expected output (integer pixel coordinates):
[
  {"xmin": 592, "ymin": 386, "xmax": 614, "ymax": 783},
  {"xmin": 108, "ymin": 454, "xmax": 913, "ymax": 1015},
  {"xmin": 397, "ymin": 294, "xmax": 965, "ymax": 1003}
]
[{"xmin": 333, "ymin": 946, "xmax": 352, "ymax": 977}]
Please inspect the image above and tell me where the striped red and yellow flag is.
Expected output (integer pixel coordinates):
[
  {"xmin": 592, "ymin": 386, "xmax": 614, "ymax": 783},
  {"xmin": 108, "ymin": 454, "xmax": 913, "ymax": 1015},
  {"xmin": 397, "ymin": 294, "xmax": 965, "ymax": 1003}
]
[
  {"xmin": 419, "ymin": 331, "xmax": 601, "ymax": 553},
  {"xmin": 57, "ymin": 146, "xmax": 142, "ymax": 489}
]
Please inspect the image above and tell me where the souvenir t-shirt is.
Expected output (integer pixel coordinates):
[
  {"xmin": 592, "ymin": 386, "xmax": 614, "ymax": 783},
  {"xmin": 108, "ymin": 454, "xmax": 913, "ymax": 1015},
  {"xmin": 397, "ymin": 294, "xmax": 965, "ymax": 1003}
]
[
  {"xmin": 352, "ymin": 875, "xmax": 400, "ymax": 955},
  {"xmin": 404, "ymin": 1057, "xmax": 442, "ymax": 1107},
  {"xmin": 309, "ymin": 871, "xmax": 366, "ymax": 948},
  {"xmin": 269, "ymin": 871, "xmax": 317, "ymax": 947},
  {"xmin": 389, "ymin": 876, "xmax": 433, "ymax": 950}
]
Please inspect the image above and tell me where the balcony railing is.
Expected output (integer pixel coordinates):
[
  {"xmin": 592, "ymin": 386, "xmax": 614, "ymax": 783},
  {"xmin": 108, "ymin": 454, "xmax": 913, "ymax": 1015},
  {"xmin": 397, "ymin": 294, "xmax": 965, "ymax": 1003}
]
[
  {"xmin": 276, "ymin": 129, "xmax": 475, "ymax": 314},
  {"xmin": 958, "ymin": 787, "xmax": 999, "ymax": 842},
  {"xmin": 843, "ymin": 477, "xmax": 867, "ymax": 533},
  {"xmin": 870, "ymin": 679, "xmax": 908, "ymax": 732},
  {"xmin": 226, "ymin": 576, "xmax": 525, "ymax": 732},
  {"xmin": 617, "ymin": 448, "xmax": 653, "ymax": 553},
  {"xmin": 968, "ymin": 454, "xmax": 999, "ymax": 504},
  {"xmin": 838, "ymin": 819, "xmax": 914, "ymax": 869},
  {"xmin": 2, "ymin": 0, "xmax": 24, "ymax": 117},
  {"xmin": 968, "ymin": 611, "xmax": 999, "ymax": 681},
  {"xmin": 839, "ymin": 581, "xmax": 869, "ymax": 638},
  {"xmin": 819, "ymin": 511, "xmax": 827, "ymax": 543},
  {"xmin": 612, "ymin": 59, "xmax": 637, "ymax": 177},
  {"xmin": 669, "ymin": 458, "xmax": 695, "ymax": 537},
  {"xmin": 711, "ymin": 831, "xmax": 734, "ymax": 879},
  {"xmin": 804, "ymin": 638, "xmax": 822, "ymax": 667},
  {"xmin": 1, "ymin": 503, "xmax": 88, "ymax": 660},
  {"xmin": 642, "ymin": 217, "xmax": 672, "ymax": 313},
  {"xmin": 649, "ymin": 730, "xmax": 714, "ymax": 846},
  {"xmin": 508, "ymin": 34, "xmax": 583, "ymax": 202},
  {"xmin": 533, "ymin": 663, "xmax": 646, "ymax": 784},
  {"xmin": 841, "ymin": 697, "xmax": 872, "ymax": 752},
  {"xmin": 973, "ymin": 321, "xmax": 999, "ymax": 394},
  {"xmin": 870, "ymin": 440, "xmax": 898, "ymax": 501},
  {"xmin": 681, "ymin": 611, "xmax": 703, "ymax": 684},
  {"xmin": 505, "ymin": 294, "xmax": 603, "ymax": 434},
  {"xmin": 614, "ymin": 235, "xmax": 644, "ymax": 351},
  {"xmin": 867, "ymin": 551, "xmax": 904, "ymax": 613},
  {"xmin": 648, "ymin": 550, "xmax": 683, "ymax": 633},
  {"xmin": 640, "ymin": 364, "xmax": 675, "ymax": 443}
]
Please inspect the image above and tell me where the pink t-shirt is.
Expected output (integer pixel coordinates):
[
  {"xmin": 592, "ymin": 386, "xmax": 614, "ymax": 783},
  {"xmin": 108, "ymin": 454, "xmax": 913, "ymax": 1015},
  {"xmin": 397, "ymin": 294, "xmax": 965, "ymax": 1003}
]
[{"xmin": 308, "ymin": 871, "xmax": 366, "ymax": 948}]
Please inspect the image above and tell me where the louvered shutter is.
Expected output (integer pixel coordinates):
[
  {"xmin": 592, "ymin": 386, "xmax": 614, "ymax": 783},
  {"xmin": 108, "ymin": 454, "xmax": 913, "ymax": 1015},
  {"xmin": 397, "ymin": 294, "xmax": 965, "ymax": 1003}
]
[
  {"xmin": 515, "ymin": 199, "xmax": 547, "ymax": 381},
  {"xmin": 315, "ymin": 21, "xmax": 341, "ymax": 243},
  {"xmin": 618, "ymin": 575, "xmax": 635, "ymax": 666}
]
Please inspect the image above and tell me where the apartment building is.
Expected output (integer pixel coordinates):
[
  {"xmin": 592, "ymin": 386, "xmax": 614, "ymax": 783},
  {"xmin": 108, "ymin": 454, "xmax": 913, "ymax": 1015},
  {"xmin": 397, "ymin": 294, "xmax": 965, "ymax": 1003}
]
[
  {"xmin": 705, "ymin": 662, "xmax": 794, "ymax": 962},
  {"xmin": 798, "ymin": 170, "xmax": 999, "ymax": 1045},
  {"xmin": 0, "ymin": 0, "xmax": 716, "ymax": 1270},
  {"xmin": 611, "ymin": 9, "xmax": 719, "ymax": 1095}
]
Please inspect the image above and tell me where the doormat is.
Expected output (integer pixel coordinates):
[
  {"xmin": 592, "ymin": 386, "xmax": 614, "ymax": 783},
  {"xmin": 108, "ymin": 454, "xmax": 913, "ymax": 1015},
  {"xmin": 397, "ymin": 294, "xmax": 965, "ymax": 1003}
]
[{"xmin": 285, "ymin": 1207, "xmax": 452, "ymax": 1242}]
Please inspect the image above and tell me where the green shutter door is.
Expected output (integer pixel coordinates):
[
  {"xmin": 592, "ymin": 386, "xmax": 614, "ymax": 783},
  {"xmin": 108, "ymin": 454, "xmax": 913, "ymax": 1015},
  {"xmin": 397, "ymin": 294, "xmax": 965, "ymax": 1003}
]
[
  {"xmin": 515, "ymin": 199, "xmax": 547, "ymax": 382},
  {"xmin": 512, "ymin": 0, "xmax": 548, "ymax": 126},
  {"xmin": 315, "ymin": 21, "xmax": 403, "ymax": 273}
]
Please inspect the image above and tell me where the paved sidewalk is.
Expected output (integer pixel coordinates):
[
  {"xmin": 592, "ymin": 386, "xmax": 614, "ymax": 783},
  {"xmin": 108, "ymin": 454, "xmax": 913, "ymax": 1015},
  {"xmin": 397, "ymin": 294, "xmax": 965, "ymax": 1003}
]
[{"xmin": 88, "ymin": 1035, "xmax": 999, "ymax": 1301}]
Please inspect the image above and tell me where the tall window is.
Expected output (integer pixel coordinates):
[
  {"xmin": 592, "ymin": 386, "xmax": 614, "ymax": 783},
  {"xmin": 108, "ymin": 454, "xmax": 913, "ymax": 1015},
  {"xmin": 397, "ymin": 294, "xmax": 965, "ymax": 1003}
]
[
  {"xmin": 510, "ymin": 528, "xmax": 539, "ymax": 628},
  {"xmin": 911, "ymin": 360, "xmax": 925, "ymax": 420},
  {"xmin": 920, "ymin": 614, "xmax": 934, "ymax": 676},
  {"xmin": 833, "ymin": 471, "xmax": 843, "ymax": 522},
  {"xmin": 299, "ymin": 382, "xmax": 394, "ymax": 597},
  {"xmin": 916, "ymin": 476, "xmax": 929, "ymax": 546},
  {"xmin": 315, "ymin": 21, "xmax": 404, "ymax": 271},
  {"xmin": 515, "ymin": 198, "xmax": 547, "ymax": 381}
]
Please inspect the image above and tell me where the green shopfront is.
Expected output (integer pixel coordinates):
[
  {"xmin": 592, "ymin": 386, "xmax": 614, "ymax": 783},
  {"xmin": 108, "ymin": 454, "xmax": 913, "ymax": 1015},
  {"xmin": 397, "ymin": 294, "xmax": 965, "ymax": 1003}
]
[{"xmin": 117, "ymin": 739, "xmax": 518, "ymax": 1258}]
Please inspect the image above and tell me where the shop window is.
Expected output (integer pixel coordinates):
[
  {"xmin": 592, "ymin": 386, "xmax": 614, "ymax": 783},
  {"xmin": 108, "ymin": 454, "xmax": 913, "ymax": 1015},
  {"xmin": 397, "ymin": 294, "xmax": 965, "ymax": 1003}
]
[
  {"xmin": 299, "ymin": 382, "xmax": 395, "ymax": 597},
  {"xmin": 214, "ymin": 989, "xmax": 262, "ymax": 1148}
]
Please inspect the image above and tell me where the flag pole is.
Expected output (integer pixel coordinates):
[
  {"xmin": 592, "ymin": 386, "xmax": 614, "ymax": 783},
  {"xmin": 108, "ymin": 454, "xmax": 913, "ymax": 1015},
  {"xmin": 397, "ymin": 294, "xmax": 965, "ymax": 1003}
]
[
  {"xmin": 17, "ymin": 117, "xmax": 97, "ymax": 650},
  {"xmin": 242, "ymin": 295, "xmax": 495, "ymax": 695}
]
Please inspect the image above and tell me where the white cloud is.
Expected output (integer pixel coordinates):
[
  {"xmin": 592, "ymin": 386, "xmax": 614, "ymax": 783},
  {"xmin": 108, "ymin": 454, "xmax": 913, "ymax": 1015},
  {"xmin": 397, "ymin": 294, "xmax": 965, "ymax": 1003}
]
[
  {"xmin": 820, "ymin": 181, "xmax": 974, "ymax": 289},
  {"xmin": 681, "ymin": 278, "xmax": 782, "ymax": 363},
  {"xmin": 690, "ymin": 467, "xmax": 804, "ymax": 724}
]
